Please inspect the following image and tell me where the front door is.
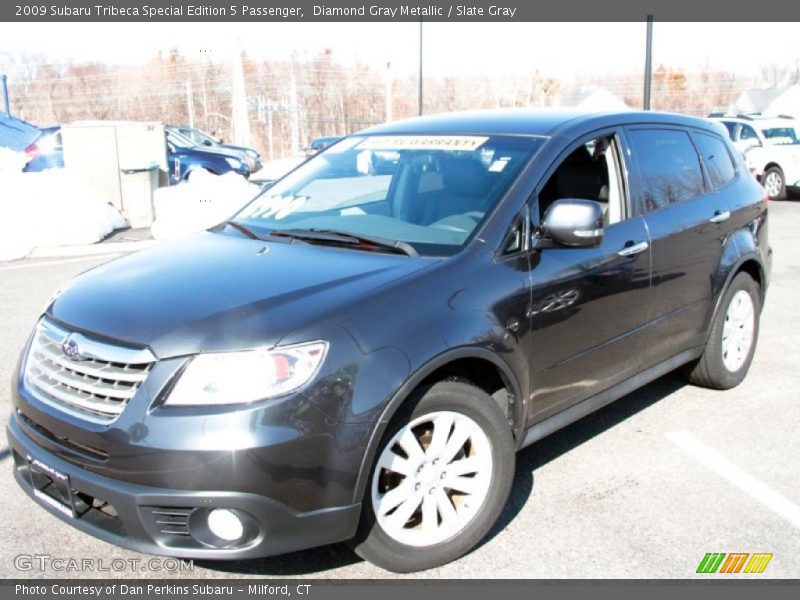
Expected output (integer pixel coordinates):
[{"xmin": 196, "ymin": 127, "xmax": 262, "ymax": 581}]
[{"xmin": 527, "ymin": 133, "xmax": 652, "ymax": 424}]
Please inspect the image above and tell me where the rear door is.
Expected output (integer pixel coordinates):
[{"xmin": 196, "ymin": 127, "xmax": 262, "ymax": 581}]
[{"xmin": 622, "ymin": 126, "xmax": 734, "ymax": 368}]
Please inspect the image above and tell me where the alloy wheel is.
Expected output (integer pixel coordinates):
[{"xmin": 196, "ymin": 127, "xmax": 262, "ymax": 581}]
[
  {"xmin": 764, "ymin": 171, "xmax": 783, "ymax": 198},
  {"xmin": 722, "ymin": 290, "xmax": 755, "ymax": 372},
  {"xmin": 371, "ymin": 411, "xmax": 493, "ymax": 547}
]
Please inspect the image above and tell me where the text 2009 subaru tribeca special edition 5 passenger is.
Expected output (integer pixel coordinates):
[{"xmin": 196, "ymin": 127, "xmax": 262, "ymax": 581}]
[{"xmin": 8, "ymin": 110, "xmax": 771, "ymax": 572}]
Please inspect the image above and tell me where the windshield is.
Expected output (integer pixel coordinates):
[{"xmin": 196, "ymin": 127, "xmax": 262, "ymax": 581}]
[
  {"xmin": 190, "ymin": 129, "xmax": 216, "ymax": 145},
  {"xmin": 761, "ymin": 126, "xmax": 800, "ymax": 146},
  {"xmin": 167, "ymin": 131, "xmax": 195, "ymax": 148},
  {"xmin": 234, "ymin": 134, "xmax": 542, "ymax": 256}
]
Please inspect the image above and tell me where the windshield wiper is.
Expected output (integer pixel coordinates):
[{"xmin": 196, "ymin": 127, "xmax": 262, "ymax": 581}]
[
  {"xmin": 267, "ymin": 228, "xmax": 418, "ymax": 257},
  {"xmin": 224, "ymin": 220, "xmax": 262, "ymax": 240}
]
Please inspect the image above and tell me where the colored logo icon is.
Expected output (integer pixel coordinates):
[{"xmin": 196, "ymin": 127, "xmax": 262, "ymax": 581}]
[{"xmin": 697, "ymin": 553, "xmax": 773, "ymax": 574}]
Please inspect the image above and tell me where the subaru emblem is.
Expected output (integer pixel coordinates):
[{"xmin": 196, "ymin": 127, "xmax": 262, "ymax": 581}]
[{"xmin": 61, "ymin": 335, "xmax": 81, "ymax": 360}]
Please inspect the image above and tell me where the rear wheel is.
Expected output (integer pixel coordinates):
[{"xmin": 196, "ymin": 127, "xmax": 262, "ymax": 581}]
[
  {"xmin": 350, "ymin": 380, "xmax": 515, "ymax": 572},
  {"xmin": 762, "ymin": 166, "xmax": 786, "ymax": 200},
  {"xmin": 687, "ymin": 272, "xmax": 761, "ymax": 389}
]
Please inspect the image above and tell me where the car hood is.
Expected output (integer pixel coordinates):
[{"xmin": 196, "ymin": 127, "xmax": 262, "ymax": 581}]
[
  {"xmin": 48, "ymin": 232, "xmax": 433, "ymax": 358},
  {"xmin": 189, "ymin": 144, "xmax": 246, "ymax": 160},
  {"xmin": 220, "ymin": 143, "xmax": 260, "ymax": 158}
]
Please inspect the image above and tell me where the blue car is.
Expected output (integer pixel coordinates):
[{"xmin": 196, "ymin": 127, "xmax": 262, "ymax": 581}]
[
  {"xmin": 23, "ymin": 126, "xmax": 64, "ymax": 172},
  {"xmin": 166, "ymin": 130, "xmax": 250, "ymax": 184},
  {"xmin": 168, "ymin": 125, "xmax": 262, "ymax": 173}
]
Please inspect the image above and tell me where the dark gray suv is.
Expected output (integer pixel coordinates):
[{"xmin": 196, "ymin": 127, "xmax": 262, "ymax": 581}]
[{"xmin": 7, "ymin": 109, "xmax": 771, "ymax": 572}]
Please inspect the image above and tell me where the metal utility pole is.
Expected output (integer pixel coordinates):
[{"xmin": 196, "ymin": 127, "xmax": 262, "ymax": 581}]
[
  {"xmin": 267, "ymin": 100, "xmax": 274, "ymax": 161},
  {"xmin": 418, "ymin": 20, "xmax": 423, "ymax": 116},
  {"xmin": 185, "ymin": 80, "xmax": 195, "ymax": 127},
  {"xmin": 385, "ymin": 61, "xmax": 393, "ymax": 122},
  {"xmin": 643, "ymin": 15, "xmax": 654, "ymax": 110},
  {"xmin": 290, "ymin": 72, "xmax": 300, "ymax": 156},
  {"xmin": 231, "ymin": 48, "xmax": 251, "ymax": 146},
  {"xmin": 1, "ymin": 74, "xmax": 10, "ymax": 115}
]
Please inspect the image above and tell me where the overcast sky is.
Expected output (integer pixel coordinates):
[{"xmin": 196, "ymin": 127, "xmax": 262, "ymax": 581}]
[{"xmin": 2, "ymin": 22, "xmax": 799, "ymax": 80}]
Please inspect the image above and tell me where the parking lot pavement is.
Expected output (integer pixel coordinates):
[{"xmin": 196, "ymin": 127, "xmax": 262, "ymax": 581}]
[{"xmin": 1, "ymin": 200, "xmax": 798, "ymax": 579}]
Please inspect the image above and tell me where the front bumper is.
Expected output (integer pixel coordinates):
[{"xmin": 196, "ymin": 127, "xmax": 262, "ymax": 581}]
[{"xmin": 7, "ymin": 414, "xmax": 361, "ymax": 559}]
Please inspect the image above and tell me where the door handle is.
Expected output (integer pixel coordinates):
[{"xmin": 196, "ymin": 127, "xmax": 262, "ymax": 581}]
[
  {"xmin": 617, "ymin": 241, "xmax": 649, "ymax": 257},
  {"xmin": 710, "ymin": 210, "xmax": 730, "ymax": 223}
]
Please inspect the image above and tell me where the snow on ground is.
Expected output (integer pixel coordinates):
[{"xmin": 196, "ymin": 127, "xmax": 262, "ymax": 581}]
[
  {"xmin": 0, "ymin": 148, "xmax": 29, "ymax": 174},
  {"xmin": 150, "ymin": 170, "xmax": 262, "ymax": 241},
  {"xmin": 0, "ymin": 165, "xmax": 128, "ymax": 262},
  {"xmin": 0, "ymin": 156, "xmax": 298, "ymax": 260}
]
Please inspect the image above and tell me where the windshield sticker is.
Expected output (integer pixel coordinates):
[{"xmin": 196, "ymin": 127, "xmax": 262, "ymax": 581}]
[
  {"xmin": 358, "ymin": 135, "xmax": 489, "ymax": 152},
  {"xmin": 324, "ymin": 136, "xmax": 361, "ymax": 153},
  {"xmin": 488, "ymin": 158, "xmax": 509, "ymax": 172},
  {"xmin": 243, "ymin": 196, "xmax": 308, "ymax": 220}
]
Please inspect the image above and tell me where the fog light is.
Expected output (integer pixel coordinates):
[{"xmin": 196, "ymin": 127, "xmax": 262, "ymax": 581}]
[{"xmin": 207, "ymin": 509, "xmax": 244, "ymax": 541}]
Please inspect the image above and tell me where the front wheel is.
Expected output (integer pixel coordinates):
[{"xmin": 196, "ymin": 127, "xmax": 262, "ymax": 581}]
[
  {"xmin": 762, "ymin": 166, "xmax": 787, "ymax": 200},
  {"xmin": 687, "ymin": 272, "xmax": 761, "ymax": 389},
  {"xmin": 350, "ymin": 380, "xmax": 515, "ymax": 572}
]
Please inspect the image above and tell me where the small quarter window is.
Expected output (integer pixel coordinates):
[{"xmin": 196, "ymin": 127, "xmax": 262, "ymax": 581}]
[
  {"xmin": 694, "ymin": 132, "xmax": 737, "ymax": 190},
  {"xmin": 627, "ymin": 129, "xmax": 705, "ymax": 213}
]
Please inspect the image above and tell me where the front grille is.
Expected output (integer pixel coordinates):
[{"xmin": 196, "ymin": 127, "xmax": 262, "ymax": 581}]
[{"xmin": 24, "ymin": 319, "xmax": 156, "ymax": 423}]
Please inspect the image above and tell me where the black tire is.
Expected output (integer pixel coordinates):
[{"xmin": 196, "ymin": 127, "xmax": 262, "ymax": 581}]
[
  {"xmin": 687, "ymin": 272, "xmax": 761, "ymax": 389},
  {"xmin": 762, "ymin": 166, "xmax": 787, "ymax": 201},
  {"xmin": 349, "ymin": 380, "xmax": 515, "ymax": 572}
]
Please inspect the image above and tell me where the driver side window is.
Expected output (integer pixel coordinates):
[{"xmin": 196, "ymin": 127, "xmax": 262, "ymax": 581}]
[{"xmin": 535, "ymin": 134, "xmax": 627, "ymax": 227}]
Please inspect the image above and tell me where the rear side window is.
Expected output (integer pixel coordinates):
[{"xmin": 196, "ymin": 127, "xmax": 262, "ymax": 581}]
[
  {"xmin": 694, "ymin": 132, "xmax": 737, "ymax": 189},
  {"xmin": 740, "ymin": 124, "xmax": 759, "ymax": 141},
  {"xmin": 627, "ymin": 129, "xmax": 705, "ymax": 213}
]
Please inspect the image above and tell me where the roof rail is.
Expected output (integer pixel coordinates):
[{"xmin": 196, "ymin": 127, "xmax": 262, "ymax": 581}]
[{"xmin": 736, "ymin": 114, "xmax": 755, "ymax": 120}]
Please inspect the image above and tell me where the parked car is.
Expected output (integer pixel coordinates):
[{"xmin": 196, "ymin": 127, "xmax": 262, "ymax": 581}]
[
  {"xmin": 166, "ymin": 130, "xmax": 250, "ymax": 184},
  {"xmin": 305, "ymin": 135, "xmax": 343, "ymax": 157},
  {"xmin": 710, "ymin": 113, "xmax": 800, "ymax": 200},
  {"xmin": 0, "ymin": 117, "xmax": 39, "ymax": 153},
  {"xmin": 23, "ymin": 126, "xmax": 64, "ymax": 172},
  {"xmin": 8, "ymin": 109, "xmax": 770, "ymax": 573},
  {"xmin": 167, "ymin": 125, "xmax": 262, "ymax": 173},
  {"xmin": 0, "ymin": 76, "xmax": 40, "ymax": 156}
]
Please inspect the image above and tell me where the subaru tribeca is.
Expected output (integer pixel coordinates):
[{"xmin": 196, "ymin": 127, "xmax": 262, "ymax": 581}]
[{"xmin": 8, "ymin": 110, "xmax": 771, "ymax": 572}]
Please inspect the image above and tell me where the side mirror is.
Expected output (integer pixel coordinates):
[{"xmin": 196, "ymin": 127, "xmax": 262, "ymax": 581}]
[
  {"xmin": 203, "ymin": 139, "xmax": 213, "ymax": 146},
  {"xmin": 537, "ymin": 198, "xmax": 604, "ymax": 248}
]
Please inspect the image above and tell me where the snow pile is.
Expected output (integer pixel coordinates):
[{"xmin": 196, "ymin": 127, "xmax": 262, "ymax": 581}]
[
  {"xmin": 150, "ymin": 170, "xmax": 262, "ymax": 241},
  {"xmin": 0, "ymin": 170, "xmax": 128, "ymax": 261},
  {"xmin": 0, "ymin": 147, "xmax": 28, "ymax": 174}
]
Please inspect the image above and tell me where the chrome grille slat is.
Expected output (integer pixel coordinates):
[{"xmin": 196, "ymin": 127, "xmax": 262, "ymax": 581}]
[
  {"xmin": 24, "ymin": 319, "xmax": 156, "ymax": 422},
  {"xmin": 27, "ymin": 375, "xmax": 125, "ymax": 415},
  {"xmin": 30, "ymin": 363, "xmax": 139, "ymax": 400},
  {"xmin": 34, "ymin": 343, "xmax": 150, "ymax": 383}
]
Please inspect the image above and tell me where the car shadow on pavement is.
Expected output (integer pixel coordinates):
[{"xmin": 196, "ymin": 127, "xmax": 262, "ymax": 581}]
[
  {"xmin": 197, "ymin": 370, "xmax": 688, "ymax": 577},
  {"xmin": 474, "ymin": 370, "xmax": 687, "ymax": 552}
]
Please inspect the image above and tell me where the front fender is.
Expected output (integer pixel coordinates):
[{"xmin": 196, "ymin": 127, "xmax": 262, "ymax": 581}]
[{"xmin": 350, "ymin": 345, "xmax": 523, "ymax": 505}]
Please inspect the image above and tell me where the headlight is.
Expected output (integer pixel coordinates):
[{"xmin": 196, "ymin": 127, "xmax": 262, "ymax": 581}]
[
  {"xmin": 165, "ymin": 341, "xmax": 328, "ymax": 406},
  {"xmin": 225, "ymin": 157, "xmax": 243, "ymax": 169}
]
